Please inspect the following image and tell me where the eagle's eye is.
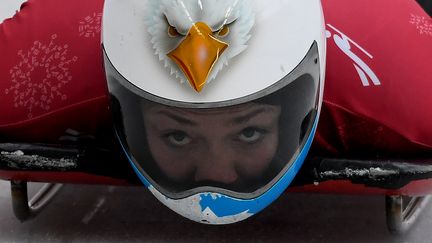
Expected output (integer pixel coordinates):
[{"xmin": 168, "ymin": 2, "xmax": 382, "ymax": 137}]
[
  {"xmin": 168, "ymin": 25, "xmax": 180, "ymax": 38},
  {"xmin": 216, "ymin": 25, "xmax": 230, "ymax": 38}
]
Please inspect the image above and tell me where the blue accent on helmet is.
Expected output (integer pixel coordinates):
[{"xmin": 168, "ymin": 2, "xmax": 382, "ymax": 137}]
[
  {"xmin": 199, "ymin": 193, "xmax": 255, "ymax": 216},
  {"xmin": 196, "ymin": 117, "xmax": 319, "ymax": 217},
  {"xmin": 116, "ymin": 136, "xmax": 151, "ymax": 187},
  {"xmin": 118, "ymin": 115, "xmax": 318, "ymax": 218}
]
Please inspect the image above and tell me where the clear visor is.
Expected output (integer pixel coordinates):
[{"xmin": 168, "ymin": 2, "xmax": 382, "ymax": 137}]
[{"xmin": 105, "ymin": 43, "xmax": 321, "ymax": 199}]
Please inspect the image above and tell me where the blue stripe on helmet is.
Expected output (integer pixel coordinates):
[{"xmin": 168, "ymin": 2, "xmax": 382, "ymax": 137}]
[
  {"xmin": 197, "ymin": 117, "xmax": 319, "ymax": 217},
  {"xmin": 119, "ymin": 115, "xmax": 318, "ymax": 218}
]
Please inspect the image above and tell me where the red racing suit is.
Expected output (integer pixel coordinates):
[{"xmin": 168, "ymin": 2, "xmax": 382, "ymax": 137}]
[{"xmin": 0, "ymin": 0, "xmax": 431, "ymax": 158}]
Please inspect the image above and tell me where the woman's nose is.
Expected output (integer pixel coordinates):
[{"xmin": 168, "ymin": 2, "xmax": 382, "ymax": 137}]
[{"xmin": 194, "ymin": 147, "xmax": 238, "ymax": 184}]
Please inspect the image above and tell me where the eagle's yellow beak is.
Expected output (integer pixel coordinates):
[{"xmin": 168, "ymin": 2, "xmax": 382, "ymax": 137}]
[{"xmin": 167, "ymin": 22, "xmax": 228, "ymax": 92}]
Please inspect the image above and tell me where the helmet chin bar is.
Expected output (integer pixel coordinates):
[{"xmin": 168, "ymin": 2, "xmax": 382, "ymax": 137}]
[{"xmin": 149, "ymin": 186, "xmax": 253, "ymax": 224}]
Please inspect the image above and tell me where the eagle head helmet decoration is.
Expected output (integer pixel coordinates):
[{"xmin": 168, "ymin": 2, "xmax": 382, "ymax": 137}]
[{"xmin": 145, "ymin": 0, "xmax": 255, "ymax": 92}]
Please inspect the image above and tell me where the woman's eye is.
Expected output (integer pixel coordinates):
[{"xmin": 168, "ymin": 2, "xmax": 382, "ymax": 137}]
[
  {"xmin": 168, "ymin": 25, "xmax": 180, "ymax": 37},
  {"xmin": 166, "ymin": 132, "xmax": 191, "ymax": 146},
  {"xmin": 216, "ymin": 25, "xmax": 230, "ymax": 38},
  {"xmin": 238, "ymin": 128, "xmax": 263, "ymax": 143}
]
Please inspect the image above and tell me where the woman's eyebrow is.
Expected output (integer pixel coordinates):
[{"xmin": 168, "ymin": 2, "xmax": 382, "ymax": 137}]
[
  {"xmin": 155, "ymin": 110, "xmax": 198, "ymax": 126},
  {"xmin": 231, "ymin": 108, "xmax": 269, "ymax": 124}
]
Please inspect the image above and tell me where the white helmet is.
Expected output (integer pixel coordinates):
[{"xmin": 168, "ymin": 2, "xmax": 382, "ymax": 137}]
[{"xmin": 103, "ymin": 0, "xmax": 326, "ymax": 224}]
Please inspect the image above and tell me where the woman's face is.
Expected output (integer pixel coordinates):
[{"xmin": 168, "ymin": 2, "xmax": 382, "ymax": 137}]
[{"xmin": 142, "ymin": 102, "xmax": 281, "ymax": 186}]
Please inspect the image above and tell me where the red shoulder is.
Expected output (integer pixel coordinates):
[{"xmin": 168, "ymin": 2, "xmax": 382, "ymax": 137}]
[
  {"xmin": 316, "ymin": 0, "xmax": 432, "ymax": 155},
  {"xmin": 0, "ymin": 0, "xmax": 108, "ymax": 142}
]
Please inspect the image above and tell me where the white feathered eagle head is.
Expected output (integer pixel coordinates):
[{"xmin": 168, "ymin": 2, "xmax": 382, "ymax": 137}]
[{"xmin": 145, "ymin": 0, "xmax": 255, "ymax": 92}]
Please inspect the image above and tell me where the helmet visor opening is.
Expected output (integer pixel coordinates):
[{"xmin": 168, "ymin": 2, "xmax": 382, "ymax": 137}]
[{"xmin": 106, "ymin": 42, "xmax": 321, "ymax": 199}]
